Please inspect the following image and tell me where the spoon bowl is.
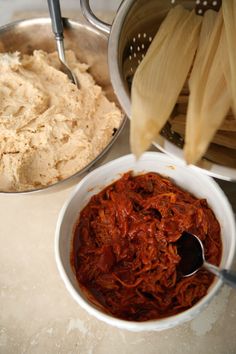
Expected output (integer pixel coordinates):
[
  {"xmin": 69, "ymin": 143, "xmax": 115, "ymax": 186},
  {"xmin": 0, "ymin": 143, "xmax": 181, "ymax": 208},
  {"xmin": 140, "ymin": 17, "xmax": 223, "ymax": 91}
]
[
  {"xmin": 55, "ymin": 38, "xmax": 80, "ymax": 87},
  {"xmin": 177, "ymin": 231, "xmax": 236, "ymax": 289}
]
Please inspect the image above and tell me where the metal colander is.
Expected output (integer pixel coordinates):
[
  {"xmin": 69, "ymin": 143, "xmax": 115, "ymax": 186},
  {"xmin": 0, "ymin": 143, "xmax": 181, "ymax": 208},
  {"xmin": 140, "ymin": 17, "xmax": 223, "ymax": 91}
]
[{"xmin": 81, "ymin": 0, "xmax": 236, "ymax": 181}]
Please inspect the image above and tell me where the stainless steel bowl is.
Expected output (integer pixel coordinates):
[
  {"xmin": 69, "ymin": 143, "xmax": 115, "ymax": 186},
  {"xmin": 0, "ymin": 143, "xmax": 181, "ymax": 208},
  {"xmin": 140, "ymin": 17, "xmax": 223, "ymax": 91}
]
[
  {"xmin": 0, "ymin": 17, "xmax": 126, "ymax": 193},
  {"xmin": 80, "ymin": 0, "xmax": 236, "ymax": 182}
]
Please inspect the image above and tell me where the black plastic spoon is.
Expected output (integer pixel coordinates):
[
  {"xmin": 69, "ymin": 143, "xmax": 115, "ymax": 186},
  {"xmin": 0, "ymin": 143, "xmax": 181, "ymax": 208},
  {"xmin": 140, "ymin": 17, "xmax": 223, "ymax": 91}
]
[{"xmin": 176, "ymin": 231, "xmax": 236, "ymax": 288}]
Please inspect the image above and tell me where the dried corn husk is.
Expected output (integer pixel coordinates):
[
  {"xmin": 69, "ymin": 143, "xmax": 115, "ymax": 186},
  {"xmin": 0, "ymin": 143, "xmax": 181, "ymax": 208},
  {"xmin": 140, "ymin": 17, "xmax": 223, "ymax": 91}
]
[
  {"xmin": 184, "ymin": 10, "xmax": 231, "ymax": 165},
  {"xmin": 130, "ymin": 5, "xmax": 202, "ymax": 157},
  {"xmin": 170, "ymin": 114, "xmax": 236, "ymax": 133},
  {"xmin": 222, "ymin": 0, "xmax": 236, "ymax": 116},
  {"xmin": 184, "ymin": 10, "xmax": 217, "ymax": 162},
  {"xmin": 204, "ymin": 144, "xmax": 236, "ymax": 168},
  {"xmin": 170, "ymin": 115, "xmax": 236, "ymax": 149}
]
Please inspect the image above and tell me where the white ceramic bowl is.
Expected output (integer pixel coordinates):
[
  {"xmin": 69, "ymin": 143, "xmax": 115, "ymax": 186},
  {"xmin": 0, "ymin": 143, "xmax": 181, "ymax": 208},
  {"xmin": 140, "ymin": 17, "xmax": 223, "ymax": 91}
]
[{"xmin": 55, "ymin": 152, "xmax": 236, "ymax": 331}]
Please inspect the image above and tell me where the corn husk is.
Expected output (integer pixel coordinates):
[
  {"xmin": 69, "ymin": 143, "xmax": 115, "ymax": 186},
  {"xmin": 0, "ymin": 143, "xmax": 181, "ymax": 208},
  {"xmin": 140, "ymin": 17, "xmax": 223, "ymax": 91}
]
[
  {"xmin": 222, "ymin": 0, "xmax": 236, "ymax": 116},
  {"xmin": 184, "ymin": 10, "xmax": 217, "ymax": 162},
  {"xmin": 130, "ymin": 5, "xmax": 202, "ymax": 157},
  {"xmin": 204, "ymin": 144, "xmax": 236, "ymax": 168},
  {"xmin": 171, "ymin": 115, "xmax": 236, "ymax": 149},
  {"xmin": 184, "ymin": 10, "xmax": 231, "ymax": 165},
  {"xmin": 170, "ymin": 114, "xmax": 236, "ymax": 133}
]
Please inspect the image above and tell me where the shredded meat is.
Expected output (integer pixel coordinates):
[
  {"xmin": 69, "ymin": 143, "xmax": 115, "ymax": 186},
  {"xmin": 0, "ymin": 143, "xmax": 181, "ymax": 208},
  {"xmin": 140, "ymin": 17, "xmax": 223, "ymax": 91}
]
[{"xmin": 71, "ymin": 172, "xmax": 222, "ymax": 321}]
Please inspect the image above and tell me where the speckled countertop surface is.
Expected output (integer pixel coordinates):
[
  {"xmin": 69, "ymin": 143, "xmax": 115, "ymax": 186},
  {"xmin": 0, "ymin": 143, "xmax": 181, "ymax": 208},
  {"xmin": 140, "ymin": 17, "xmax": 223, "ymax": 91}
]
[
  {"xmin": 1, "ymin": 3, "xmax": 236, "ymax": 354},
  {"xmin": 0, "ymin": 121, "xmax": 236, "ymax": 354}
]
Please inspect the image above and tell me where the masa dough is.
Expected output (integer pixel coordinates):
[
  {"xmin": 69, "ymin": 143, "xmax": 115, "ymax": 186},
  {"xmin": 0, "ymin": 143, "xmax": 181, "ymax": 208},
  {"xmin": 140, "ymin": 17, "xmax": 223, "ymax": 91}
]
[{"xmin": 0, "ymin": 50, "xmax": 122, "ymax": 191}]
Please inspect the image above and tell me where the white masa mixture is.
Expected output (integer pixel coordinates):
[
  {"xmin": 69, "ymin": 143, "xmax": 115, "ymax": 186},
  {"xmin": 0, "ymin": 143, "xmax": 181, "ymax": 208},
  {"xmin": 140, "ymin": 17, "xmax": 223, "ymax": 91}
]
[{"xmin": 0, "ymin": 50, "xmax": 122, "ymax": 191}]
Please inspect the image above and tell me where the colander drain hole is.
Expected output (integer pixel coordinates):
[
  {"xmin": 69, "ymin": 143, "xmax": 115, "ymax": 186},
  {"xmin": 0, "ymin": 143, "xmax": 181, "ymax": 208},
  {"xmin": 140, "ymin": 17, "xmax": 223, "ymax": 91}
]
[{"xmin": 127, "ymin": 0, "xmax": 221, "ymax": 77}]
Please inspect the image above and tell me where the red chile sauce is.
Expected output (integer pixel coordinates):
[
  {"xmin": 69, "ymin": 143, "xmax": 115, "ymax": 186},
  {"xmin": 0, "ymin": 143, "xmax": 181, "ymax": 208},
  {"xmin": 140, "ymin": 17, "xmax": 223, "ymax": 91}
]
[{"xmin": 71, "ymin": 172, "xmax": 222, "ymax": 321}]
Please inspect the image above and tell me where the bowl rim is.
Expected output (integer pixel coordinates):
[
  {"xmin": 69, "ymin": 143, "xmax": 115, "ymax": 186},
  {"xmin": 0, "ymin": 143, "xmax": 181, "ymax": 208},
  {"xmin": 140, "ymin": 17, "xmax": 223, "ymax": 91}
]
[
  {"xmin": 0, "ymin": 16, "xmax": 127, "ymax": 194},
  {"xmin": 55, "ymin": 151, "xmax": 236, "ymax": 331}
]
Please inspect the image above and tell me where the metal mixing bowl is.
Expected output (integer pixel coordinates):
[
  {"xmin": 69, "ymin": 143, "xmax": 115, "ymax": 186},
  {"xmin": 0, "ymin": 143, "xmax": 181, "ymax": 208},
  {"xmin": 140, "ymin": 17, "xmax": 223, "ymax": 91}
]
[{"xmin": 0, "ymin": 17, "xmax": 126, "ymax": 193}]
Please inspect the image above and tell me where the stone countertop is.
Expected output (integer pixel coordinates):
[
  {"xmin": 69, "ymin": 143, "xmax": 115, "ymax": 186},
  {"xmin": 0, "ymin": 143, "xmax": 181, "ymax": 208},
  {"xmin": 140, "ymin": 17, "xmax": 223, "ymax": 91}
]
[
  {"xmin": 1, "ymin": 4, "xmax": 236, "ymax": 354},
  {"xmin": 1, "ymin": 121, "xmax": 236, "ymax": 354}
]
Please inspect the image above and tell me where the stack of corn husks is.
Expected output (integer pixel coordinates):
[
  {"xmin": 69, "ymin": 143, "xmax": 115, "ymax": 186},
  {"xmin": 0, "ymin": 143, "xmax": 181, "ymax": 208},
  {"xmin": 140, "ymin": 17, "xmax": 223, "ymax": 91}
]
[{"xmin": 131, "ymin": 1, "xmax": 236, "ymax": 166}]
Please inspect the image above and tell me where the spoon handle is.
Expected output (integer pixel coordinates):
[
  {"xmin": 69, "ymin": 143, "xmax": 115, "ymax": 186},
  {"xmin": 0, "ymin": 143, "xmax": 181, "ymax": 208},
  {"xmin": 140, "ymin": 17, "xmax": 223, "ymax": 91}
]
[
  {"xmin": 47, "ymin": 0, "xmax": 64, "ymax": 40},
  {"xmin": 47, "ymin": 0, "xmax": 79, "ymax": 87},
  {"xmin": 47, "ymin": 0, "xmax": 67, "ymax": 63},
  {"xmin": 204, "ymin": 262, "xmax": 236, "ymax": 289},
  {"xmin": 220, "ymin": 269, "xmax": 236, "ymax": 289}
]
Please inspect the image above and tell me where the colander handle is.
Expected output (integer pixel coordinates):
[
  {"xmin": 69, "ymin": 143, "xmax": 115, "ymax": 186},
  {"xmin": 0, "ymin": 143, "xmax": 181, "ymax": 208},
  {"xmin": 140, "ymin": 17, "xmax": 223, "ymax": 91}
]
[{"xmin": 80, "ymin": 0, "xmax": 111, "ymax": 35}]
